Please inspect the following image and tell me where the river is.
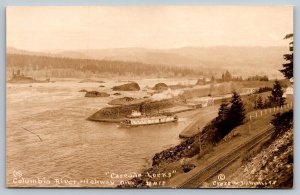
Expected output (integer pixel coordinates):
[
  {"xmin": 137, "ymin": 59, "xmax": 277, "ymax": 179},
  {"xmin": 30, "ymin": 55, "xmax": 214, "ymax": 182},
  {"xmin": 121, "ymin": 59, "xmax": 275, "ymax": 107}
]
[{"xmin": 6, "ymin": 79, "xmax": 199, "ymax": 187}]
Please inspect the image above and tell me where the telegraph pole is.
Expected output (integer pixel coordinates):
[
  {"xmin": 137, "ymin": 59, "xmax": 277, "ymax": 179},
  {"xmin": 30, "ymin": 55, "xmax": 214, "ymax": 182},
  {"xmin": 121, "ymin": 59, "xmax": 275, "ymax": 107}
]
[{"xmin": 199, "ymin": 127, "xmax": 202, "ymax": 156}]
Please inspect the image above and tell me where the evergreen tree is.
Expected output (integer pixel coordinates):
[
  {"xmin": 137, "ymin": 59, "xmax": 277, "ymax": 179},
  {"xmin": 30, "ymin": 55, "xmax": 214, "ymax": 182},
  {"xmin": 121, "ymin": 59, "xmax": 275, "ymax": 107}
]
[
  {"xmin": 230, "ymin": 91, "xmax": 246, "ymax": 126},
  {"xmin": 256, "ymin": 96, "xmax": 264, "ymax": 109},
  {"xmin": 224, "ymin": 70, "xmax": 232, "ymax": 81},
  {"xmin": 214, "ymin": 92, "xmax": 245, "ymax": 140},
  {"xmin": 217, "ymin": 101, "xmax": 230, "ymax": 120},
  {"xmin": 271, "ymin": 110, "xmax": 293, "ymax": 138},
  {"xmin": 280, "ymin": 34, "xmax": 293, "ymax": 79},
  {"xmin": 215, "ymin": 101, "xmax": 231, "ymax": 140},
  {"xmin": 269, "ymin": 80, "xmax": 285, "ymax": 107},
  {"xmin": 211, "ymin": 75, "xmax": 215, "ymax": 82}
]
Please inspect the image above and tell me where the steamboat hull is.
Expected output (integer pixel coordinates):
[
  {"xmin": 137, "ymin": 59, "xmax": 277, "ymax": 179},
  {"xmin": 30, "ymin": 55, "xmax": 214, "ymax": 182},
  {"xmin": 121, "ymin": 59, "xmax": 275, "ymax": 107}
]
[{"xmin": 120, "ymin": 116, "xmax": 178, "ymax": 127}]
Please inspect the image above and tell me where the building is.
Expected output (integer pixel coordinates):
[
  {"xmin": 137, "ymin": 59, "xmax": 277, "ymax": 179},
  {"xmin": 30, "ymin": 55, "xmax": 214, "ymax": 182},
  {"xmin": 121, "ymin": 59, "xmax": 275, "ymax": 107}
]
[
  {"xmin": 187, "ymin": 97, "xmax": 214, "ymax": 109},
  {"xmin": 283, "ymin": 78, "xmax": 294, "ymax": 101}
]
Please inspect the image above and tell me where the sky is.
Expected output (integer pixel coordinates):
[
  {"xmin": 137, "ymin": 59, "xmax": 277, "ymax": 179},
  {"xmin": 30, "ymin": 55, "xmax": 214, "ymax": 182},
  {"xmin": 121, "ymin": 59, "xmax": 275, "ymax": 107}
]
[{"xmin": 6, "ymin": 6, "xmax": 293, "ymax": 51}]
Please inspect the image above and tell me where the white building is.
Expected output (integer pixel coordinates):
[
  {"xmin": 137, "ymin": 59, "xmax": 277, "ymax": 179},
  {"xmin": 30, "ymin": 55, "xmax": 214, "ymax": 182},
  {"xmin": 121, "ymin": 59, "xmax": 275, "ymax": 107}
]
[{"xmin": 283, "ymin": 78, "xmax": 293, "ymax": 99}]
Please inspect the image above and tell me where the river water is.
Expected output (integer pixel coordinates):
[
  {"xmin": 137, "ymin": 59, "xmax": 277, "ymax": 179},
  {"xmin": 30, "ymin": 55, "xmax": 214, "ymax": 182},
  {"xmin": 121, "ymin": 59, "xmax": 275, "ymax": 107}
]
[{"xmin": 6, "ymin": 79, "xmax": 198, "ymax": 187}]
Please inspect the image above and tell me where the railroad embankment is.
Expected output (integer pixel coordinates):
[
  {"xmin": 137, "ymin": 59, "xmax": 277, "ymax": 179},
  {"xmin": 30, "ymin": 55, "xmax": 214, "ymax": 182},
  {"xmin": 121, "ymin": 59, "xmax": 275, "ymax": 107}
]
[{"xmin": 118, "ymin": 112, "xmax": 277, "ymax": 188}]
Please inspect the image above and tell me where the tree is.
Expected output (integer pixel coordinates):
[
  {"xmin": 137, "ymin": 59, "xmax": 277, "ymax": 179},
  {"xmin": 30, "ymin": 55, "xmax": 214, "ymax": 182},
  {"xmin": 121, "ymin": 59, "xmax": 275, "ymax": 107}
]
[
  {"xmin": 211, "ymin": 75, "xmax": 215, "ymax": 82},
  {"xmin": 269, "ymin": 80, "xmax": 285, "ymax": 107},
  {"xmin": 280, "ymin": 33, "xmax": 293, "ymax": 79},
  {"xmin": 271, "ymin": 110, "xmax": 293, "ymax": 138},
  {"xmin": 217, "ymin": 101, "xmax": 230, "ymax": 120},
  {"xmin": 224, "ymin": 70, "xmax": 232, "ymax": 81},
  {"xmin": 256, "ymin": 96, "xmax": 264, "ymax": 109},
  {"xmin": 214, "ymin": 92, "xmax": 245, "ymax": 140},
  {"xmin": 261, "ymin": 75, "xmax": 269, "ymax": 81},
  {"xmin": 230, "ymin": 91, "xmax": 246, "ymax": 126},
  {"xmin": 215, "ymin": 101, "xmax": 231, "ymax": 140}
]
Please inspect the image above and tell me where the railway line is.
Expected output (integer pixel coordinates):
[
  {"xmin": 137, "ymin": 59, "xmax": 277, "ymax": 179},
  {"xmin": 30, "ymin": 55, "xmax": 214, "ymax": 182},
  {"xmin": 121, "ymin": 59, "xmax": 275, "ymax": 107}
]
[{"xmin": 172, "ymin": 126, "xmax": 274, "ymax": 188}]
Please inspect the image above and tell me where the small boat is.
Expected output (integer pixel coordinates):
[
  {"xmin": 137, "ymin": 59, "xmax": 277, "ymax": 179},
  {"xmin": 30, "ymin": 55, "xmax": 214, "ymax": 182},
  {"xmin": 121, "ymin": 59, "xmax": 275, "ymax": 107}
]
[{"xmin": 120, "ymin": 111, "xmax": 178, "ymax": 127}]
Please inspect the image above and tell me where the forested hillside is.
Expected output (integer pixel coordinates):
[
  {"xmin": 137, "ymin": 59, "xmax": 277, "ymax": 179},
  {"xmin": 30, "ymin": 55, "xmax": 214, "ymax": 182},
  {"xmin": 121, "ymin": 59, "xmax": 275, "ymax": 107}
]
[{"xmin": 6, "ymin": 53, "xmax": 204, "ymax": 79}]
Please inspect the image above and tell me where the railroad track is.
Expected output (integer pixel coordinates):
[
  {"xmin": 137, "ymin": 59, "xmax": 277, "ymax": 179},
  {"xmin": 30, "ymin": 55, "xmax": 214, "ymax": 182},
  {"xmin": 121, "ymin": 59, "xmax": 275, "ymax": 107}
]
[{"xmin": 178, "ymin": 126, "xmax": 274, "ymax": 188}]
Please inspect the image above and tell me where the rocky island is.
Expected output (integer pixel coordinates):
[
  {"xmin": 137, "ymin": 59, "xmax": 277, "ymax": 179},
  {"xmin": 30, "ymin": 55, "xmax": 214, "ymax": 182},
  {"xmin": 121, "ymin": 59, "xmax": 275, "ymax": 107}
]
[
  {"xmin": 152, "ymin": 83, "xmax": 169, "ymax": 91},
  {"xmin": 84, "ymin": 91, "xmax": 110, "ymax": 97},
  {"xmin": 112, "ymin": 82, "xmax": 140, "ymax": 91},
  {"xmin": 88, "ymin": 99, "xmax": 175, "ymax": 122},
  {"xmin": 8, "ymin": 70, "xmax": 50, "ymax": 83}
]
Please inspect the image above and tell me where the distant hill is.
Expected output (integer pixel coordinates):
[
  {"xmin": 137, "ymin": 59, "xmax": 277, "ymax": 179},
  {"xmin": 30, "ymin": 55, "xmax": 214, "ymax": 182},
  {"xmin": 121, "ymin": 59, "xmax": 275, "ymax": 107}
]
[
  {"xmin": 51, "ymin": 46, "xmax": 287, "ymax": 71},
  {"xmin": 7, "ymin": 46, "xmax": 288, "ymax": 78},
  {"xmin": 6, "ymin": 53, "xmax": 203, "ymax": 79}
]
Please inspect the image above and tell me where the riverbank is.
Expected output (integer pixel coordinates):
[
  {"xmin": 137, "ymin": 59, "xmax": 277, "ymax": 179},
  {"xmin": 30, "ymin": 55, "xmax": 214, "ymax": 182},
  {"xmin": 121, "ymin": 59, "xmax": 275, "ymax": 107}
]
[{"xmin": 118, "ymin": 112, "xmax": 277, "ymax": 188}]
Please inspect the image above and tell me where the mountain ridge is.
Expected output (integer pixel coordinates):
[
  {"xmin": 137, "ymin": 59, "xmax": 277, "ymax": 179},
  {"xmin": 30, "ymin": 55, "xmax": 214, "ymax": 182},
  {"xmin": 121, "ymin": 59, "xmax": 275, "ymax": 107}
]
[{"xmin": 7, "ymin": 46, "xmax": 288, "ymax": 77}]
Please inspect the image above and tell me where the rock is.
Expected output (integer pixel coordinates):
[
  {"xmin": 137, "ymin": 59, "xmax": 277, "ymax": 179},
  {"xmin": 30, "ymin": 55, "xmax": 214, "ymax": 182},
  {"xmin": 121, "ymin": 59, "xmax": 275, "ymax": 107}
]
[
  {"xmin": 9, "ymin": 70, "xmax": 45, "ymax": 83},
  {"xmin": 99, "ymin": 85, "xmax": 105, "ymax": 87},
  {"xmin": 112, "ymin": 82, "xmax": 140, "ymax": 91},
  {"xmin": 79, "ymin": 89, "xmax": 88, "ymax": 92},
  {"xmin": 244, "ymin": 166, "xmax": 249, "ymax": 173},
  {"xmin": 123, "ymin": 97, "xmax": 135, "ymax": 102},
  {"xmin": 152, "ymin": 83, "xmax": 169, "ymax": 91},
  {"xmin": 233, "ymin": 131, "xmax": 241, "ymax": 137},
  {"xmin": 85, "ymin": 91, "xmax": 110, "ymax": 97},
  {"xmin": 113, "ymin": 92, "xmax": 121, "ymax": 96},
  {"xmin": 182, "ymin": 164, "xmax": 196, "ymax": 173},
  {"xmin": 180, "ymin": 158, "xmax": 186, "ymax": 165}
]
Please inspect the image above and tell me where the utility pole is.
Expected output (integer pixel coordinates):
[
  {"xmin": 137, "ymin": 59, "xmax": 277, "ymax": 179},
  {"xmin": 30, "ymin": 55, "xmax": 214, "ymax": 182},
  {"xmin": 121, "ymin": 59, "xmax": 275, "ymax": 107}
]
[{"xmin": 199, "ymin": 127, "xmax": 203, "ymax": 156}]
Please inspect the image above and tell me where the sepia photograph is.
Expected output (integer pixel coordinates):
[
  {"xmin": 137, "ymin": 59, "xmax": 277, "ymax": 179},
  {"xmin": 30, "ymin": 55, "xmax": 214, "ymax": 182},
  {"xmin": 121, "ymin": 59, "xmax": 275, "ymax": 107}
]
[{"xmin": 6, "ymin": 6, "xmax": 293, "ymax": 188}]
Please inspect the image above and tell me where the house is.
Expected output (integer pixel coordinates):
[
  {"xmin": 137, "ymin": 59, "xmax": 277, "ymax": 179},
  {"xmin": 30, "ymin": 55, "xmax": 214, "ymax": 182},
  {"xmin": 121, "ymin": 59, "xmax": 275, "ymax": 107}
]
[{"xmin": 283, "ymin": 78, "xmax": 294, "ymax": 100}]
